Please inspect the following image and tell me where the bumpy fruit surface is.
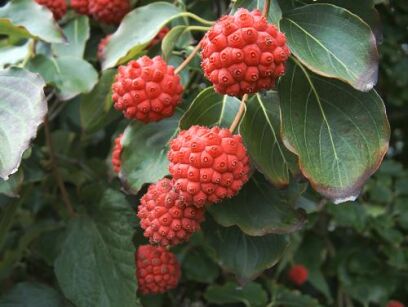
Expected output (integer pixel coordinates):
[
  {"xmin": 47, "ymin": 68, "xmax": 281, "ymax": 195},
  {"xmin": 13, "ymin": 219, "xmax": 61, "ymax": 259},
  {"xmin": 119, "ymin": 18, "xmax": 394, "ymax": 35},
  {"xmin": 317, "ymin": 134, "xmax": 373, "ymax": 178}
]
[
  {"xmin": 111, "ymin": 134, "xmax": 123, "ymax": 173},
  {"xmin": 35, "ymin": 0, "xmax": 67, "ymax": 20},
  {"xmin": 201, "ymin": 8, "xmax": 290, "ymax": 96},
  {"xmin": 387, "ymin": 301, "xmax": 405, "ymax": 307},
  {"xmin": 147, "ymin": 27, "xmax": 170, "ymax": 48},
  {"xmin": 112, "ymin": 56, "xmax": 183, "ymax": 123},
  {"xmin": 97, "ymin": 35, "xmax": 112, "ymax": 61},
  {"xmin": 288, "ymin": 264, "xmax": 308, "ymax": 286},
  {"xmin": 89, "ymin": 0, "xmax": 130, "ymax": 25},
  {"xmin": 136, "ymin": 245, "xmax": 180, "ymax": 295},
  {"xmin": 138, "ymin": 178, "xmax": 204, "ymax": 246},
  {"xmin": 168, "ymin": 125, "xmax": 250, "ymax": 207},
  {"xmin": 70, "ymin": 0, "xmax": 90, "ymax": 15}
]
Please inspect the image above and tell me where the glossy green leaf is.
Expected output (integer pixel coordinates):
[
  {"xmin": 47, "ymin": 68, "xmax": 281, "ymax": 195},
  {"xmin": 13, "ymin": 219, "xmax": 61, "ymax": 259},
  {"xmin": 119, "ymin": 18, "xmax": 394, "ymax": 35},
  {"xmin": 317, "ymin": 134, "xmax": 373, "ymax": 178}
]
[
  {"xmin": 120, "ymin": 114, "xmax": 179, "ymax": 193},
  {"xmin": 0, "ymin": 41, "xmax": 30, "ymax": 68},
  {"xmin": 0, "ymin": 67, "xmax": 46, "ymax": 180},
  {"xmin": 27, "ymin": 55, "xmax": 98, "ymax": 101},
  {"xmin": 161, "ymin": 25, "xmax": 187, "ymax": 60},
  {"xmin": 80, "ymin": 69, "xmax": 119, "ymax": 133},
  {"xmin": 209, "ymin": 174, "xmax": 306, "ymax": 236},
  {"xmin": 0, "ymin": 0, "xmax": 65, "ymax": 43},
  {"xmin": 268, "ymin": 282, "xmax": 323, "ymax": 307},
  {"xmin": 0, "ymin": 169, "xmax": 23, "ymax": 198},
  {"xmin": 182, "ymin": 248, "xmax": 220, "ymax": 284},
  {"xmin": 203, "ymin": 217, "xmax": 288, "ymax": 280},
  {"xmin": 103, "ymin": 2, "xmax": 181, "ymax": 69},
  {"xmin": 180, "ymin": 87, "xmax": 240, "ymax": 129},
  {"xmin": 204, "ymin": 281, "xmax": 267, "ymax": 307},
  {"xmin": 0, "ymin": 282, "xmax": 68, "ymax": 307},
  {"xmin": 279, "ymin": 61, "xmax": 389, "ymax": 203},
  {"xmin": 231, "ymin": 0, "xmax": 282, "ymax": 26},
  {"xmin": 52, "ymin": 16, "xmax": 90, "ymax": 58},
  {"xmin": 240, "ymin": 91, "xmax": 297, "ymax": 187},
  {"xmin": 281, "ymin": 4, "xmax": 379, "ymax": 91},
  {"xmin": 55, "ymin": 189, "xmax": 138, "ymax": 307}
]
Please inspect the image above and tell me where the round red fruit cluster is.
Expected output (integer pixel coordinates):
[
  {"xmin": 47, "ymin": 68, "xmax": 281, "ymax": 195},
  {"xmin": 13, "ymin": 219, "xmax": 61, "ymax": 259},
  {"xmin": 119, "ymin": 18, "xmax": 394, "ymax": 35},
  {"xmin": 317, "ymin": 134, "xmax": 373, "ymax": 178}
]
[
  {"xmin": 35, "ymin": 0, "xmax": 67, "ymax": 20},
  {"xmin": 138, "ymin": 178, "xmax": 205, "ymax": 246},
  {"xmin": 111, "ymin": 134, "xmax": 123, "ymax": 173},
  {"xmin": 288, "ymin": 264, "xmax": 309, "ymax": 286},
  {"xmin": 201, "ymin": 8, "xmax": 290, "ymax": 96},
  {"xmin": 387, "ymin": 301, "xmax": 405, "ymax": 307},
  {"xmin": 168, "ymin": 125, "xmax": 250, "ymax": 207},
  {"xmin": 136, "ymin": 245, "xmax": 180, "ymax": 295},
  {"xmin": 70, "ymin": 0, "xmax": 90, "ymax": 16},
  {"xmin": 112, "ymin": 56, "xmax": 183, "ymax": 123},
  {"xmin": 97, "ymin": 35, "xmax": 112, "ymax": 61},
  {"xmin": 88, "ymin": 0, "xmax": 130, "ymax": 25}
]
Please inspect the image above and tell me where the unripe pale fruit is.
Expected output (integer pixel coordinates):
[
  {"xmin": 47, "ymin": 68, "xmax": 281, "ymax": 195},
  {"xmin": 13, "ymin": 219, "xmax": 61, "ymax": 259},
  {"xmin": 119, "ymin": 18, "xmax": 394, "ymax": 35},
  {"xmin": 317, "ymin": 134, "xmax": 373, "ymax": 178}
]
[
  {"xmin": 136, "ymin": 245, "xmax": 180, "ymax": 295},
  {"xmin": 35, "ymin": 0, "xmax": 67, "ymax": 20},
  {"xmin": 138, "ymin": 178, "xmax": 205, "ymax": 246},
  {"xmin": 111, "ymin": 134, "xmax": 123, "ymax": 173},
  {"xmin": 288, "ymin": 264, "xmax": 308, "ymax": 286},
  {"xmin": 201, "ymin": 8, "xmax": 290, "ymax": 96},
  {"xmin": 168, "ymin": 125, "xmax": 250, "ymax": 207},
  {"xmin": 89, "ymin": 0, "xmax": 130, "ymax": 25},
  {"xmin": 97, "ymin": 34, "xmax": 112, "ymax": 61},
  {"xmin": 112, "ymin": 56, "xmax": 183, "ymax": 123},
  {"xmin": 70, "ymin": 0, "xmax": 90, "ymax": 15}
]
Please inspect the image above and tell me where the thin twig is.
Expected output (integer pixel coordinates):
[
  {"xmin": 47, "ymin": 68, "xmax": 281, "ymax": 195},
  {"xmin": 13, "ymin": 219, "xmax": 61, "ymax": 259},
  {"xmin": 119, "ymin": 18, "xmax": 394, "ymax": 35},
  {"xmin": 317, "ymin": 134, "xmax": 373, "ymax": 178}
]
[
  {"xmin": 174, "ymin": 43, "xmax": 202, "ymax": 75},
  {"xmin": 229, "ymin": 94, "xmax": 248, "ymax": 133},
  {"xmin": 262, "ymin": 0, "xmax": 272, "ymax": 17},
  {"xmin": 44, "ymin": 116, "xmax": 76, "ymax": 217}
]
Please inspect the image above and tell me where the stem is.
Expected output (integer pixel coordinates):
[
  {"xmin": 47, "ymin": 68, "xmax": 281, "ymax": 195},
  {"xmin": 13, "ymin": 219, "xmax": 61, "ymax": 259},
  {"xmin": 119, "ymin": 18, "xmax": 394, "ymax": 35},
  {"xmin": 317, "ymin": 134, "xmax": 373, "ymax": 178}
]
[
  {"xmin": 177, "ymin": 12, "xmax": 215, "ymax": 25},
  {"xmin": 186, "ymin": 25, "xmax": 211, "ymax": 32},
  {"xmin": 21, "ymin": 39, "xmax": 37, "ymax": 67},
  {"xmin": 44, "ymin": 116, "xmax": 76, "ymax": 218},
  {"xmin": 229, "ymin": 94, "xmax": 248, "ymax": 133},
  {"xmin": 174, "ymin": 43, "xmax": 201, "ymax": 75},
  {"xmin": 262, "ymin": 0, "xmax": 271, "ymax": 17}
]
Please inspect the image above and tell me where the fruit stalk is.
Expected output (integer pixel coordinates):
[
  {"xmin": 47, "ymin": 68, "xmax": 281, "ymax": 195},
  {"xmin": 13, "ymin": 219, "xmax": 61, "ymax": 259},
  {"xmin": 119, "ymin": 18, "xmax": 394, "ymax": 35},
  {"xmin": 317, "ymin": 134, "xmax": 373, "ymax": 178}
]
[
  {"xmin": 263, "ymin": 0, "xmax": 271, "ymax": 17},
  {"xmin": 229, "ymin": 94, "xmax": 248, "ymax": 133},
  {"xmin": 174, "ymin": 42, "xmax": 202, "ymax": 75}
]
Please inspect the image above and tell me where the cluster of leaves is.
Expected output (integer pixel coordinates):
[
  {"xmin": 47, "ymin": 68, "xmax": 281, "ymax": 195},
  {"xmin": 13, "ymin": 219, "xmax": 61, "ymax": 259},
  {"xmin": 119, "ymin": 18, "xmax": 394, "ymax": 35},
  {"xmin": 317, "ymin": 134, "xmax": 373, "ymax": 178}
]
[{"xmin": 0, "ymin": 0, "xmax": 406, "ymax": 306}]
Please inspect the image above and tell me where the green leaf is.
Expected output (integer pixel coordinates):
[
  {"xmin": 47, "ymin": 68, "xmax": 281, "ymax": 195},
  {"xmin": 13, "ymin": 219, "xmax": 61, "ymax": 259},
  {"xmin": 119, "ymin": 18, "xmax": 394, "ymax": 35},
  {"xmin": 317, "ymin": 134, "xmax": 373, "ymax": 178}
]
[
  {"xmin": 0, "ymin": 67, "xmax": 46, "ymax": 180},
  {"xmin": 80, "ymin": 69, "xmax": 119, "ymax": 133},
  {"xmin": 0, "ymin": 282, "xmax": 68, "ymax": 307},
  {"xmin": 268, "ymin": 282, "xmax": 323, "ymax": 307},
  {"xmin": 203, "ymin": 217, "xmax": 288, "ymax": 280},
  {"xmin": 52, "ymin": 16, "xmax": 90, "ymax": 58},
  {"xmin": 231, "ymin": 0, "xmax": 282, "ymax": 26},
  {"xmin": 204, "ymin": 281, "xmax": 267, "ymax": 307},
  {"xmin": 161, "ymin": 25, "xmax": 187, "ymax": 60},
  {"xmin": 0, "ymin": 0, "xmax": 65, "ymax": 43},
  {"xmin": 278, "ymin": 61, "xmax": 390, "ymax": 203},
  {"xmin": 27, "ymin": 55, "xmax": 98, "ymax": 101},
  {"xmin": 121, "ymin": 114, "xmax": 179, "ymax": 193},
  {"xmin": 55, "ymin": 189, "xmax": 138, "ymax": 307},
  {"xmin": 0, "ymin": 41, "xmax": 30, "ymax": 68},
  {"xmin": 209, "ymin": 173, "xmax": 306, "ymax": 236},
  {"xmin": 281, "ymin": 4, "xmax": 379, "ymax": 91},
  {"xmin": 179, "ymin": 87, "xmax": 240, "ymax": 129},
  {"xmin": 103, "ymin": 2, "xmax": 181, "ymax": 69},
  {"xmin": 0, "ymin": 169, "xmax": 23, "ymax": 198},
  {"xmin": 240, "ymin": 91, "xmax": 297, "ymax": 187},
  {"xmin": 182, "ymin": 248, "xmax": 220, "ymax": 284}
]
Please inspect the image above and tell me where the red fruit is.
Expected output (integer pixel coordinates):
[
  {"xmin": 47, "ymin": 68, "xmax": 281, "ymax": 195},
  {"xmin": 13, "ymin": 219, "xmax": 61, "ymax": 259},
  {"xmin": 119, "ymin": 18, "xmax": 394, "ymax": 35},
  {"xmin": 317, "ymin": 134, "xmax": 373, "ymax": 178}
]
[
  {"xmin": 111, "ymin": 134, "xmax": 123, "ymax": 173},
  {"xmin": 35, "ymin": 0, "xmax": 67, "ymax": 20},
  {"xmin": 201, "ymin": 8, "xmax": 290, "ymax": 96},
  {"xmin": 89, "ymin": 0, "xmax": 130, "ymax": 25},
  {"xmin": 97, "ymin": 34, "xmax": 112, "ymax": 61},
  {"xmin": 138, "ymin": 178, "xmax": 205, "ymax": 246},
  {"xmin": 147, "ymin": 27, "xmax": 170, "ymax": 48},
  {"xmin": 136, "ymin": 245, "xmax": 180, "ymax": 295},
  {"xmin": 167, "ymin": 125, "xmax": 250, "ymax": 207},
  {"xmin": 288, "ymin": 264, "xmax": 308, "ymax": 286},
  {"xmin": 112, "ymin": 56, "xmax": 183, "ymax": 123},
  {"xmin": 387, "ymin": 301, "xmax": 405, "ymax": 307},
  {"xmin": 70, "ymin": 0, "xmax": 90, "ymax": 15}
]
